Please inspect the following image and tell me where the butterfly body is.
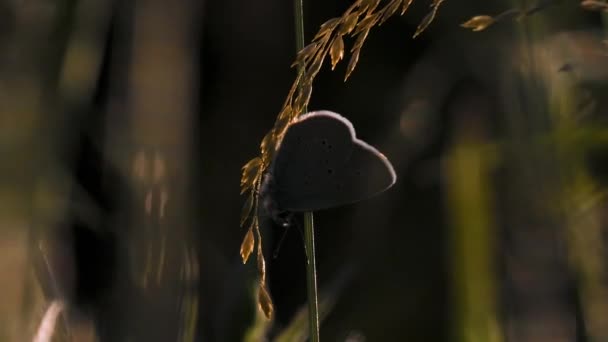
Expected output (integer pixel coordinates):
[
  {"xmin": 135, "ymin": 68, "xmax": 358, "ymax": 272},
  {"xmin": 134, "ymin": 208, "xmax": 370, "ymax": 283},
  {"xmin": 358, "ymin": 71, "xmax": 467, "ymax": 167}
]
[
  {"xmin": 259, "ymin": 172, "xmax": 295, "ymax": 227},
  {"xmin": 260, "ymin": 110, "xmax": 396, "ymax": 225}
]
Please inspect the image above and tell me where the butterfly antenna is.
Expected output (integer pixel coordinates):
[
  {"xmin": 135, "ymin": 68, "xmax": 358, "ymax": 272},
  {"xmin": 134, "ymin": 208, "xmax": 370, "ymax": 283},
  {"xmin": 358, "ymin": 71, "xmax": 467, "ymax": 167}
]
[
  {"xmin": 287, "ymin": 217, "xmax": 312, "ymax": 259},
  {"xmin": 272, "ymin": 215, "xmax": 306, "ymax": 258},
  {"xmin": 272, "ymin": 227, "xmax": 290, "ymax": 259}
]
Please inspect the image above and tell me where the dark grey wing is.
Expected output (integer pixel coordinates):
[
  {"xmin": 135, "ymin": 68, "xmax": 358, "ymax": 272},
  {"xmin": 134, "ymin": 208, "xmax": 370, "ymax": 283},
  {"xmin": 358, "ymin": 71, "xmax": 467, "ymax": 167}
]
[
  {"xmin": 271, "ymin": 111, "xmax": 354, "ymax": 210},
  {"xmin": 271, "ymin": 110, "xmax": 396, "ymax": 212}
]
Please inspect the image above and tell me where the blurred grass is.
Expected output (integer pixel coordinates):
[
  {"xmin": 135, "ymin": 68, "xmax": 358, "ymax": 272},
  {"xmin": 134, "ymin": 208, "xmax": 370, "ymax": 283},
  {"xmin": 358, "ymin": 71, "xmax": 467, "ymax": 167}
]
[
  {"xmin": 446, "ymin": 140, "xmax": 501, "ymax": 342},
  {"xmin": 4, "ymin": 1, "xmax": 608, "ymax": 341}
]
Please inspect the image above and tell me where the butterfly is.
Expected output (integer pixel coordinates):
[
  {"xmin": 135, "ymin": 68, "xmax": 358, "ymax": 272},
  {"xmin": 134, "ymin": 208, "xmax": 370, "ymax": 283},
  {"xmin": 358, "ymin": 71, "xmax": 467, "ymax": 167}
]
[{"xmin": 259, "ymin": 110, "xmax": 396, "ymax": 227}]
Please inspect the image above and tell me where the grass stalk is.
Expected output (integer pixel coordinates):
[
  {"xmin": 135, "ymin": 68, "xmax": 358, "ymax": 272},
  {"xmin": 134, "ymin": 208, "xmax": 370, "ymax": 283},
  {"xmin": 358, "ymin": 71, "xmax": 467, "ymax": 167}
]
[
  {"xmin": 303, "ymin": 212, "xmax": 319, "ymax": 342},
  {"xmin": 293, "ymin": 0, "xmax": 320, "ymax": 341}
]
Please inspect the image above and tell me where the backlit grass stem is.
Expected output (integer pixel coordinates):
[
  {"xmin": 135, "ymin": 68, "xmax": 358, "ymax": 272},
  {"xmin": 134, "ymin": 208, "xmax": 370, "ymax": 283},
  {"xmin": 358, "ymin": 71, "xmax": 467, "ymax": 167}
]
[{"xmin": 293, "ymin": 0, "xmax": 320, "ymax": 341}]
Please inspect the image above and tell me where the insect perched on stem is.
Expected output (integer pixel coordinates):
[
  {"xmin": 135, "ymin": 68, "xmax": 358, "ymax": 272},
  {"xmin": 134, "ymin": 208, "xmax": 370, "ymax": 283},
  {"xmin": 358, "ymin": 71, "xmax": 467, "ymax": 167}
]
[{"xmin": 259, "ymin": 110, "xmax": 396, "ymax": 227}]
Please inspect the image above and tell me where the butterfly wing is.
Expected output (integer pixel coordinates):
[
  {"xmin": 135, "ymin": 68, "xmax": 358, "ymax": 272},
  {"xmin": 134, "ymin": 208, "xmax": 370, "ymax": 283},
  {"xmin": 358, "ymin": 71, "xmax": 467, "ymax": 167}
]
[{"xmin": 270, "ymin": 111, "xmax": 396, "ymax": 212}]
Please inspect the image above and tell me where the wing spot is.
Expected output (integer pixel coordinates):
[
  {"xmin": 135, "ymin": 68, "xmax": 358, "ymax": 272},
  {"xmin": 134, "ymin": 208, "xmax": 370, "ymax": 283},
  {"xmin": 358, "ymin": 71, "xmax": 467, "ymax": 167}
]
[
  {"xmin": 321, "ymin": 139, "xmax": 327, "ymax": 146},
  {"xmin": 327, "ymin": 168, "xmax": 334, "ymax": 175}
]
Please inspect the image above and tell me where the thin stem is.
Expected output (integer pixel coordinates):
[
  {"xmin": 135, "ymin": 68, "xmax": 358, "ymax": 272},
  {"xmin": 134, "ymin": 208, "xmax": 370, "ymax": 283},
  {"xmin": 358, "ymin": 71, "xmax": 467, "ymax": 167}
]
[
  {"xmin": 294, "ymin": 0, "xmax": 306, "ymax": 79},
  {"xmin": 303, "ymin": 212, "xmax": 319, "ymax": 342},
  {"xmin": 293, "ymin": 0, "xmax": 320, "ymax": 341}
]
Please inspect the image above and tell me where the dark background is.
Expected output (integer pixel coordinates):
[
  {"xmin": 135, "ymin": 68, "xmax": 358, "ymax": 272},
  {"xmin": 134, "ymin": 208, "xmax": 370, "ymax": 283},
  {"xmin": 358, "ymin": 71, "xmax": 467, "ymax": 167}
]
[{"xmin": 2, "ymin": 0, "xmax": 608, "ymax": 341}]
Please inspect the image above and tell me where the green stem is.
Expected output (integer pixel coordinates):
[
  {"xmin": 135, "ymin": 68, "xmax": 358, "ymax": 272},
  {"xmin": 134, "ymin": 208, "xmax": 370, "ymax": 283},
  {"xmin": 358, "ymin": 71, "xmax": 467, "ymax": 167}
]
[
  {"xmin": 294, "ymin": 0, "xmax": 306, "ymax": 73},
  {"xmin": 293, "ymin": 0, "xmax": 320, "ymax": 341},
  {"xmin": 303, "ymin": 212, "xmax": 319, "ymax": 342}
]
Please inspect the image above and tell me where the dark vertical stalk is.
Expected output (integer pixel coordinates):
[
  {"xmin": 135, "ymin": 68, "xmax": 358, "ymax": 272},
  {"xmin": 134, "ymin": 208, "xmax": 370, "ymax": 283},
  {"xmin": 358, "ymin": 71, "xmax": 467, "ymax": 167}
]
[{"xmin": 293, "ymin": 0, "xmax": 320, "ymax": 341}]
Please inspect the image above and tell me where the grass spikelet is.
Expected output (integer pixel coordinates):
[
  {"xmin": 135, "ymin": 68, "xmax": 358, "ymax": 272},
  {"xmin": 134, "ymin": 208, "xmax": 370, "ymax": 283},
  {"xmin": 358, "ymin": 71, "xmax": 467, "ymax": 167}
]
[
  {"xmin": 330, "ymin": 36, "xmax": 345, "ymax": 70},
  {"xmin": 401, "ymin": 0, "xmax": 414, "ymax": 14},
  {"xmin": 258, "ymin": 284, "xmax": 274, "ymax": 319},
  {"xmin": 238, "ymin": 0, "xmax": 445, "ymax": 326},
  {"xmin": 460, "ymin": 0, "xmax": 563, "ymax": 33},
  {"xmin": 413, "ymin": 0, "xmax": 444, "ymax": 38},
  {"xmin": 240, "ymin": 227, "xmax": 255, "ymax": 263},
  {"xmin": 460, "ymin": 15, "xmax": 495, "ymax": 32},
  {"xmin": 240, "ymin": 191, "xmax": 254, "ymax": 226}
]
